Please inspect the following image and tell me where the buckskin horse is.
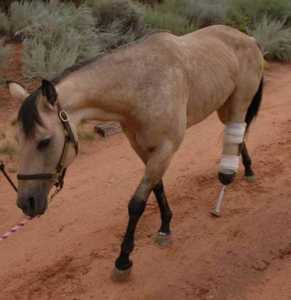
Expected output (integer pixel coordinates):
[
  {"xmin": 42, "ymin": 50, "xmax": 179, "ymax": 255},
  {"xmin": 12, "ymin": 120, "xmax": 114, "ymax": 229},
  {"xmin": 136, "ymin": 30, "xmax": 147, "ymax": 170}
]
[{"xmin": 8, "ymin": 25, "xmax": 264, "ymax": 280}]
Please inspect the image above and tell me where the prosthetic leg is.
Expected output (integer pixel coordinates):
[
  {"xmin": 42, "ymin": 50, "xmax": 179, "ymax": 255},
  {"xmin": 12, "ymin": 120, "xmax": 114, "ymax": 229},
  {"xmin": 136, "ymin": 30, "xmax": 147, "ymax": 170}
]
[{"xmin": 211, "ymin": 122, "xmax": 246, "ymax": 217}]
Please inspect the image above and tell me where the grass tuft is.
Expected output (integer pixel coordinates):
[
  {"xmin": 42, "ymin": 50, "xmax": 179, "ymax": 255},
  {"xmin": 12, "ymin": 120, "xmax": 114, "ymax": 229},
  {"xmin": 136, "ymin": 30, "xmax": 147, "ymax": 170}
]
[{"xmin": 248, "ymin": 16, "xmax": 291, "ymax": 62}]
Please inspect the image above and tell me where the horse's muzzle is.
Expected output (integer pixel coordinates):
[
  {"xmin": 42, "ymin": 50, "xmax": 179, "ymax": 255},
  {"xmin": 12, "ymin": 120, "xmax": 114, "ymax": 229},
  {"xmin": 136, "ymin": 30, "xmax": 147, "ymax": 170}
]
[{"xmin": 17, "ymin": 193, "xmax": 48, "ymax": 217}]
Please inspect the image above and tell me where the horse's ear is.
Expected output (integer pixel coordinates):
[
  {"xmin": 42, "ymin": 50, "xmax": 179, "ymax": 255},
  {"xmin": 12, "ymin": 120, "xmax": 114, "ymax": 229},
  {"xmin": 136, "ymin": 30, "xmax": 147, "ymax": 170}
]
[
  {"xmin": 41, "ymin": 79, "xmax": 57, "ymax": 106},
  {"xmin": 7, "ymin": 81, "xmax": 29, "ymax": 102}
]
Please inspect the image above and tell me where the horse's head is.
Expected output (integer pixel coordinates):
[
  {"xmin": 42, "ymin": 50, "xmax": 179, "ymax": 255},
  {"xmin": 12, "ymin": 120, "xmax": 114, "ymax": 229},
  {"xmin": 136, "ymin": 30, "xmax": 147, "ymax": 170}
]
[{"xmin": 8, "ymin": 80, "xmax": 78, "ymax": 217}]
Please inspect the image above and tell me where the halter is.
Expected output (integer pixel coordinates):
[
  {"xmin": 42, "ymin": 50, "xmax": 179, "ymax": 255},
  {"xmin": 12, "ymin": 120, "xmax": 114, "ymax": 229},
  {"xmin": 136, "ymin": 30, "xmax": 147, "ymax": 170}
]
[{"xmin": 17, "ymin": 103, "xmax": 79, "ymax": 195}]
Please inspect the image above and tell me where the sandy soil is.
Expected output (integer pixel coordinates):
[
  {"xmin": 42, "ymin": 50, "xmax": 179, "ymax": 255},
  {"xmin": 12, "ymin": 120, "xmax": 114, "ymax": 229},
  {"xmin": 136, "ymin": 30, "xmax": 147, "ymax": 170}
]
[{"xmin": 0, "ymin": 46, "xmax": 291, "ymax": 300}]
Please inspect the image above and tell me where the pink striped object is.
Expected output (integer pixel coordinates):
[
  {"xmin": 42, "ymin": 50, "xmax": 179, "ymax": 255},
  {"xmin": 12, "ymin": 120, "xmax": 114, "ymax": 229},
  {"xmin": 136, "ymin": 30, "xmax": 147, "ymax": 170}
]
[{"xmin": 0, "ymin": 217, "xmax": 33, "ymax": 242}]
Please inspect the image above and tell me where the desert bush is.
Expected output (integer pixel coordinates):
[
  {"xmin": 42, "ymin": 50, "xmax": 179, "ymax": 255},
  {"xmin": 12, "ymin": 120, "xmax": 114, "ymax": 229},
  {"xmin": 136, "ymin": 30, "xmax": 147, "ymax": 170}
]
[
  {"xmin": 9, "ymin": 1, "xmax": 49, "ymax": 36},
  {"xmin": 0, "ymin": 45, "xmax": 9, "ymax": 69},
  {"xmin": 0, "ymin": 123, "xmax": 18, "ymax": 158},
  {"xmin": 143, "ymin": 0, "xmax": 196, "ymax": 34},
  {"xmin": 182, "ymin": 0, "xmax": 228, "ymax": 28},
  {"xmin": 22, "ymin": 2, "xmax": 101, "ymax": 79},
  {"xmin": 0, "ymin": 141, "xmax": 17, "ymax": 157},
  {"xmin": 21, "ymin": 0, "xmax": 149, "ymax": 79},
  {"xmin": 0, "ymin": 10, "xmax": 10, "ymax": 35},
  {"xmin": 226, "ymin": 0, "xmax": 291, "ymax": 31},
  {"xmin": 0, "ymin": 0, "xmax": 15, "ymax": 13},
  {"xmin": 86, "ymin": 0, "xmax": 146, "ymax": 50},
  {"xmin": 248, "ymin": 16, "xmax": 291, "ymax": 62},
  {"xmin": 143, "ymin": 9, "xmax": 195, "ymax": 34},
  {"xmin": 134, "ymin": 0, "xmax": 163, "ymax": 5}
]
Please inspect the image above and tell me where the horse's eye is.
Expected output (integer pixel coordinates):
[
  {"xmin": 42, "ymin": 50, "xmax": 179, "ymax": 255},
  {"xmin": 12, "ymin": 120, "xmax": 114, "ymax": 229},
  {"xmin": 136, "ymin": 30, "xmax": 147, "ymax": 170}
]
[{"xmin": 37, "ymin": 138, "xmax": 51, "ymax": 151}]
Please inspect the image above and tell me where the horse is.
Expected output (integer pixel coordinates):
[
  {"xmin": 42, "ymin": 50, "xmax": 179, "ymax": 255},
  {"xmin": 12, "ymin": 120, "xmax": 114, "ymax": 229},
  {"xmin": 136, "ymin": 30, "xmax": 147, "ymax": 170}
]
[{"xmin": 8, "ymin": 25, "xmax": 264, "ymax": 281}]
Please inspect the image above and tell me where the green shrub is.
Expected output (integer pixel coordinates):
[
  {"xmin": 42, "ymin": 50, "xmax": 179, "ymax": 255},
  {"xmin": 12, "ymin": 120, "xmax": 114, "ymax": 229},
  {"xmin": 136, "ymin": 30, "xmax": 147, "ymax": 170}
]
[
  {"xmin": 0, "ymin": 45, "xmax": 9, "ymax": 68},
  {"xmin": 22, "ymin": 2, "xmax": 101, "ymax": 79},
  {"xmin": 21, "ymin": 0, "xmax": 149, "ymax": 79},
  {"xmin": 143, "ymin": 9, "xmax": 195, "ymax": 34},
  {"xmin": 9, "ymin": 1, "xmax": 48, "ymax": 36},
  {"xmin": 0, "ymin": 0, "xmax": 16, "ymax": 13},
  {"xmin": 0, "ymin": 10, "xmax": 10, "ymax": 34},
  {"xmin": 143, "ymin": 0, "xmax": 196, "ymax": 34},
  {"xmin": 248, "ymin": 16, "xmax": 291, "ymax": 62},
  {"xmin": 182, "ymin": 0, "xmax": 228, "ymax": 28},
  {"xmin": 86, "ymin": 0, "xmax": 146, "ymax": 50},
  {"xmin": 226, "ymin": 0, "xmax": 291, "ymax": 31}
]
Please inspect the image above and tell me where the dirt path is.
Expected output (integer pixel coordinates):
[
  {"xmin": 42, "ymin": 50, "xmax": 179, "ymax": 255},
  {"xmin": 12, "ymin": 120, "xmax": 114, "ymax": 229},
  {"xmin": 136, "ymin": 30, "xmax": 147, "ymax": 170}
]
[{"xmin": 0, "ymin": 62, "xmax": 291, "ymax": 300}]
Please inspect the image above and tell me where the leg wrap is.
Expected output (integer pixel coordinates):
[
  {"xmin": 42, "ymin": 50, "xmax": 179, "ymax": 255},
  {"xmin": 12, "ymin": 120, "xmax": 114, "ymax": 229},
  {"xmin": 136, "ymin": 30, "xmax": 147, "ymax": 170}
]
[
  {"xmin": 219, "ymin": 155, "xmax": 240, "ymax": 173},
  {"xmin": 219, "ymin": 122, "xmax": 246, "ymax": 177},
  {"xmin": 224, "ymin": 122, "xmax": 246, "ymax": 144}
]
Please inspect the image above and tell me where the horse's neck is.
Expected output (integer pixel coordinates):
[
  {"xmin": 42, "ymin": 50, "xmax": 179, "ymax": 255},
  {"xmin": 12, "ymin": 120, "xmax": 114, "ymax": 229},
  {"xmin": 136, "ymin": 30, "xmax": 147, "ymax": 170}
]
[{"xmin": 55, "ymin": 66, "xmax": 128, "ymax": 127}]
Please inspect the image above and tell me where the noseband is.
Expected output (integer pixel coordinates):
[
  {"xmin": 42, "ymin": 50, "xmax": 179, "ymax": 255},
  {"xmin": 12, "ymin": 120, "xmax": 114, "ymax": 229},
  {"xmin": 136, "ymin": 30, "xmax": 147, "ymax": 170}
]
[{"xmin": 17, "ymin": 103, "xmax": 79, "ymax": 194}]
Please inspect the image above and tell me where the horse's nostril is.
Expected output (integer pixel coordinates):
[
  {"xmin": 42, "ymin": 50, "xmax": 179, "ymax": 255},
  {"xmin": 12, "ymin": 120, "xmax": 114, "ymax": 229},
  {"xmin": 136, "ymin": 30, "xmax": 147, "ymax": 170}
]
[{"xmin": 28, "ymin": 197, "xmax": 35, "ymax": 211}]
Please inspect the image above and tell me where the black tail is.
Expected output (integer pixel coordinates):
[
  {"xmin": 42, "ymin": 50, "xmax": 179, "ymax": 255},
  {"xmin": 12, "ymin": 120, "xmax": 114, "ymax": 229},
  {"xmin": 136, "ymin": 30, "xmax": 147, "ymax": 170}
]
[{"xmin": 245, "ymin": 77, "xmax": 264, "ymax": 130}]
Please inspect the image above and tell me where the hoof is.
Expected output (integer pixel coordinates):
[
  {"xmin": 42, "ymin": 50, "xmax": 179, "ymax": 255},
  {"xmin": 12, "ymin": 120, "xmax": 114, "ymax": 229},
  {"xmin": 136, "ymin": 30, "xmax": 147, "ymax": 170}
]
[
  {"xmin": 111, "ymin": 266, "xmax": 132, "ymax": 282},
  {"xmin": 245, "ymin": 175, "xmax": 256, "ymax": 183},
  {"xmin": 210, "ymin": 209, "xmax": 221, "ymax": 218},
  {"xmin": 154, "ymin": 232, "xmax": 172, "ymax": 247}
]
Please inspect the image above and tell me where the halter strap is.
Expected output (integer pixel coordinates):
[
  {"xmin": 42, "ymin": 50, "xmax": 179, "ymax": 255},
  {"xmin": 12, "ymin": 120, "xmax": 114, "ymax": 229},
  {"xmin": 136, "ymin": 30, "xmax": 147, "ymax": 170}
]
[{"xmin": 17, "ymin": 174, "xmax": 55, "ymax": 180}]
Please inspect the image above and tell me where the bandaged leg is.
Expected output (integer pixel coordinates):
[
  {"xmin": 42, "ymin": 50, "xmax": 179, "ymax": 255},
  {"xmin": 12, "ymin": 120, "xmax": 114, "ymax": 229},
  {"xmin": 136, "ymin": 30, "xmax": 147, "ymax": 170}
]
[
  {"xmin": 211, "ymin": 122, "xmax": 246, "ymax": 217},
  {"xmin": 218, "ymin": 122, "xmax": 246, "ymax": 185}
]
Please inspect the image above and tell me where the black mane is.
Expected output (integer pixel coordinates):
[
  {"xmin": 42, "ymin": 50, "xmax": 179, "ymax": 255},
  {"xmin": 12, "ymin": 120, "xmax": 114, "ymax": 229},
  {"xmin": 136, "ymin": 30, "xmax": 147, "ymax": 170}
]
[{"xmin": 18, "ymin": 89, "xmax": 43, "ymax": 137}]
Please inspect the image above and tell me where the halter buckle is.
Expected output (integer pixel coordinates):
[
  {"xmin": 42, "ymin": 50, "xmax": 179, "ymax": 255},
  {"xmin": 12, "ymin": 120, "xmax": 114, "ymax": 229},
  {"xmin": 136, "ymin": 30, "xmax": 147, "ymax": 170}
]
[{"xmin": 59, "ymin": 110, "xmax": 69, "ymax": 122}]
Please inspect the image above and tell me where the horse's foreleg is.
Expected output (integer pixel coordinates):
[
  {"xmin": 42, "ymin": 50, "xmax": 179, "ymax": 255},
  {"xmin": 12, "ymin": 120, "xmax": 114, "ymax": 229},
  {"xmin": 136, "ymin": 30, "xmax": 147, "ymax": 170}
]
[
  {"xmin": 153, "ymin": 181, "xmax": 173, "ymax": 246},
  {"xmin": 112, "ymin": 140, "xmax": 174, "ymax": 281},
  {"xmin": 113, "ymin": 190, "xmax": 148, "ymax": 281},
  {"xmin": 240, "ymin": 141, "xmax": 256, "ymax": 182}
]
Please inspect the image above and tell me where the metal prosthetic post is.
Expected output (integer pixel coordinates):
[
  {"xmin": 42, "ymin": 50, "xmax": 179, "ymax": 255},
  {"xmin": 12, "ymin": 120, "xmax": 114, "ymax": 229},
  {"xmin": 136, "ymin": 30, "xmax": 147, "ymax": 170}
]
[
  {"xmin": 211, "ymin": 185, "xmax": 226, "ymax": 217},
  {"xmin": 211, "ymin": 122, "xmax": 246, "ymax": 217}
]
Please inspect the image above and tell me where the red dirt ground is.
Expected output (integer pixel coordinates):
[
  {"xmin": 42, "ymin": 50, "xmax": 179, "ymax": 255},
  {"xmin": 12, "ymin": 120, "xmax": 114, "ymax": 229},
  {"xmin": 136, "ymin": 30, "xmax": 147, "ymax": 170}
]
[{"xmin": 0, "ymin": 46, "xmax": 291, "ymax": 300}]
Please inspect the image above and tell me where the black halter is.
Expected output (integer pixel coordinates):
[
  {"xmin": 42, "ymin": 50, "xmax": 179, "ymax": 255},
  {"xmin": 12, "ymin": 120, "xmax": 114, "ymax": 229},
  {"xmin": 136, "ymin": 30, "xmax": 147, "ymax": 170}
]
[{"xmin": 17, "ymin": 103, "xmax": 79, "ymax": 195}]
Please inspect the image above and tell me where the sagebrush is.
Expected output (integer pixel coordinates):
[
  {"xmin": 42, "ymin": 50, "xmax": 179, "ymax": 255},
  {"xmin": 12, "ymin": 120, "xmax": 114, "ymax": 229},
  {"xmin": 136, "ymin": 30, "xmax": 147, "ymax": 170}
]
[
  {"xmin": 226, "ymin": 0, "xmax": 291, "ymax": 31},
  {"xmin": 143, "ymin": 0, "xmax": 197, "ymax": 34},
  {"xmin": 87, "ymin": 0, "xmax": 146, "ymax": 50},
  {"xmin": 0, "ymin": 45, "xmax": 9, "ymax": 69},
  {"xmin": 183, "ymin": 0, "xmax": 228, "ymax": 28},
  {"xmin": 21, "ymin": 2, "xmax": 101, "ymax": 79},
  {"xmin": 249, "ymin": 16, "xmax": 291, "ymax": 62}
]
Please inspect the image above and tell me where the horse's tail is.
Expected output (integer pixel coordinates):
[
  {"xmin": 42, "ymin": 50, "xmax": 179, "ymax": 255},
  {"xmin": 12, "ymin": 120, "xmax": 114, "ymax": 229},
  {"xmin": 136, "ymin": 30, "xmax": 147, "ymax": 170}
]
[{"xmin": 245, "ymin": 77, "xmax": 264, "ymax": 131}]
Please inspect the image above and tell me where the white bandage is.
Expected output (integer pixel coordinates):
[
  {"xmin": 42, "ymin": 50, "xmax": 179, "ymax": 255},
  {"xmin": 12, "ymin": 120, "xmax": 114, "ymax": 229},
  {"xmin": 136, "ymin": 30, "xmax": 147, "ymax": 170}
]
[
  {"xmin": 224, "ymin": 122, "xmax": 246, "ymax": 144},
  {"xmin": 219, "ymin": 155, "xmax": 240, "ymax": 172}
]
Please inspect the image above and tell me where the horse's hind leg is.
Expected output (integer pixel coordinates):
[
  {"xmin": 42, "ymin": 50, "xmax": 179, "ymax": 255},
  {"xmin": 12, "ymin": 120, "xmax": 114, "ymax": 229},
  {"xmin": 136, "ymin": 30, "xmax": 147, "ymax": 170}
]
[
  {"xmin": 241, "ymin": 141, "xmax": 256, "ymax": 181},
  {"xmin": 217, "ymin": 119, "xmax": 247, "ymax": 186},
  {"xmin": 153, "ymin": 181, "xmax": 173, "ymax": 247},
  {"xmin": 211, "ymin": 108, "xmax": 247, "ymax": 216}
]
